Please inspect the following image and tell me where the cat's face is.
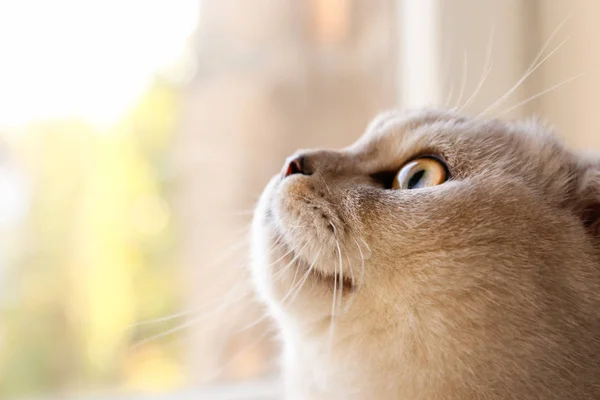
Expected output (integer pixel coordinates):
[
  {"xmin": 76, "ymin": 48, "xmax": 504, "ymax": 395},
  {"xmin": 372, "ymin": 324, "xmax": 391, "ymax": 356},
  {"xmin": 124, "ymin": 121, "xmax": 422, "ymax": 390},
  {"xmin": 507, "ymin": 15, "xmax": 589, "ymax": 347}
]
[{"xmin": 251, "ymin": 109, "xmax": 600, "ymax": 353}]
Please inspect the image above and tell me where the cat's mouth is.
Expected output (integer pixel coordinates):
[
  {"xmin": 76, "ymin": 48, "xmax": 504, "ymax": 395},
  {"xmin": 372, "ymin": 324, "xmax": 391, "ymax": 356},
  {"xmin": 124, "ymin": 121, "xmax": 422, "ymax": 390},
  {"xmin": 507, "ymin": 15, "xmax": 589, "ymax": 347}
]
[
  {"xmin": 275, "ymin": 236, "xmax": 356, "ymax": 293},
  {"xmin": 291, "ymin": 251, "xmax": 356, "ymax": 293},
  {"xmin": 301, "ymin": 259, "xmax": 356, "ymax": 293}
]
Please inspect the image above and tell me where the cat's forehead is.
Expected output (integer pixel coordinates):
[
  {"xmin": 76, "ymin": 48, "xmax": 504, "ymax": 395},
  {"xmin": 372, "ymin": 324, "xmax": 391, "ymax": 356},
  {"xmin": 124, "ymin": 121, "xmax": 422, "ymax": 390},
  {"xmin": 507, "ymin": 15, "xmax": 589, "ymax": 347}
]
[
  {"xmin": 353, "ymin": 109, "xmax": 514, "ymax": 158},
  {"xmin": 347, "ymin": 109, "xmax": 569, "ymax": 180}
]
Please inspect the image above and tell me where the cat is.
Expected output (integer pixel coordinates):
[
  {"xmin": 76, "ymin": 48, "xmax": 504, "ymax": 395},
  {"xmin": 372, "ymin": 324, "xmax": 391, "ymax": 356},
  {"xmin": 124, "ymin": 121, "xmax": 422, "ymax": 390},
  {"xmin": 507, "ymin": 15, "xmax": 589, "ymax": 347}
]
[{"xmin": 250, "ymin": 108, "xmax": 600, "ymax": 399}]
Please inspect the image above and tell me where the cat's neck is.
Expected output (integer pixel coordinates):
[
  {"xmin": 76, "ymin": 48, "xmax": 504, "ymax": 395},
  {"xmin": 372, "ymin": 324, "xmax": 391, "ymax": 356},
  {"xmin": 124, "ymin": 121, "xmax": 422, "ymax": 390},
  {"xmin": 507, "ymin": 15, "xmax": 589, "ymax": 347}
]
[{"xmin": 278, "ymin": 317, "xmax": 437, "ymax": 400}]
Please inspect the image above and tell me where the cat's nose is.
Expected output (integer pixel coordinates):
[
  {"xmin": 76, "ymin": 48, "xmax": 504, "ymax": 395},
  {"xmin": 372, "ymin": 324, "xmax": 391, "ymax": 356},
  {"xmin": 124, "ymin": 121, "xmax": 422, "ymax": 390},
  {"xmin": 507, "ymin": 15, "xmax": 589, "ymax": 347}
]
[{"xmin": 282, "ymin": 155, "xmax": 310, "ymax": 178}]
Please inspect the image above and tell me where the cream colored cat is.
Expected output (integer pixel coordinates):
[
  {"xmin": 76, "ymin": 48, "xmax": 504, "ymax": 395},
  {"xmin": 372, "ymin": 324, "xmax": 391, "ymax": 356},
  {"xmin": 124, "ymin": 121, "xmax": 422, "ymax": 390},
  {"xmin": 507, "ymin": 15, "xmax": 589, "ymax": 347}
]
[{"xmin": 251, "ymin": 109, "xmax": 600, "ymax": 399}]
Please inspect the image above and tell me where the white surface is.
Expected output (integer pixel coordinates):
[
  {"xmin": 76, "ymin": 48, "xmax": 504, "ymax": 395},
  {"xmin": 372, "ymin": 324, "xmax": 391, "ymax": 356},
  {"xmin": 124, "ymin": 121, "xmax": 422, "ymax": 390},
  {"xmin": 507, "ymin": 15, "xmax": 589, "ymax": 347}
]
[{"xmin": 30, "ymin": 378, "xmax": 283, "ymax": 400}]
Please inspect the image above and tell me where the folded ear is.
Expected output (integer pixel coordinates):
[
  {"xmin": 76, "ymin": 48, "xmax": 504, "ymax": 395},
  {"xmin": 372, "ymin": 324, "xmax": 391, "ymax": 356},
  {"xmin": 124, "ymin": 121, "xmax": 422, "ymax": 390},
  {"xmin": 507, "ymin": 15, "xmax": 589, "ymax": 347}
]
[{"xmin": 577, "ymin": 158, "xmax": 600, "ymax": 235}]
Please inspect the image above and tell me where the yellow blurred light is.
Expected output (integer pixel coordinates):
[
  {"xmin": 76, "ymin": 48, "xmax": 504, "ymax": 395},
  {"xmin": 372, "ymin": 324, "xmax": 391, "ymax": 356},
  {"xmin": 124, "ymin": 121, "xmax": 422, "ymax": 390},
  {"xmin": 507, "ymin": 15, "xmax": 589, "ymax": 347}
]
[
  {"xmin": 0, "ymin": 0, "xmax": 199, "ymax": 128},
  {"xmin": 123, "ymin": 344, "xmax": 184, "ymax": 392},
  {"xmin": 130, "ymin": 195, "xmax": 170, "ymax": 236}
]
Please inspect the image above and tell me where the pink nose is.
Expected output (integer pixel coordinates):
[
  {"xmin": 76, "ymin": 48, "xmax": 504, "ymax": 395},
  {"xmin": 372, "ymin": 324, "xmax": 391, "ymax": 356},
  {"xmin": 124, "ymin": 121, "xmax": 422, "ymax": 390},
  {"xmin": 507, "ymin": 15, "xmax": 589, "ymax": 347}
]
[{"xmin": 283, "ymin": 155, "xmax": 306, "ymax": 178}]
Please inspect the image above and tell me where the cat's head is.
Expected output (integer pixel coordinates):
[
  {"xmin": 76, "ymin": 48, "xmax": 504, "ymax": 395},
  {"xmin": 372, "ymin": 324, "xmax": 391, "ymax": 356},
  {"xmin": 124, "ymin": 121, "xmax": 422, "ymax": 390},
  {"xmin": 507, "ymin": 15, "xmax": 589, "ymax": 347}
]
[{"xmin": 251, "ymin": 109, "xmax": 600, "ymax": 353}]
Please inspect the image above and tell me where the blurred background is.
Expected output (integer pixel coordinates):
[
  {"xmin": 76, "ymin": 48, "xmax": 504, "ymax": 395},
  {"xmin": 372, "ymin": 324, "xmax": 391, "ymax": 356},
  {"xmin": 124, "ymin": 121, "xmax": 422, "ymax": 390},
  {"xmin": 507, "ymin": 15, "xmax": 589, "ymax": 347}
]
[{"xmin": 1, "ymin": 0, "xmax": 599, "ymax": 399}]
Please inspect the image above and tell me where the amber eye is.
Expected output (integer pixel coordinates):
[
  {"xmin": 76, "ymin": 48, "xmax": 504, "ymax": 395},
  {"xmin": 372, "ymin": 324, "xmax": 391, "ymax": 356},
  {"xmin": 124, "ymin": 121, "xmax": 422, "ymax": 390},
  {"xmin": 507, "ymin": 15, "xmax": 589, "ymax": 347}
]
[{"xmin": 392, "ymin": 157, "xmax": 448, "ymax": 190}]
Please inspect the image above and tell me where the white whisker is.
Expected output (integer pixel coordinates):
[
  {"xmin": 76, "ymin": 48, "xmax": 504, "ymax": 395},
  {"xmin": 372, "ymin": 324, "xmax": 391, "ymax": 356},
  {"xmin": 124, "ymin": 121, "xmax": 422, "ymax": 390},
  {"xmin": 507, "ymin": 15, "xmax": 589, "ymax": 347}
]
[
  {"xmin": 273, "ymin": 240, "xmax": 310, "ymax": 279},
  {"xmin": 130, "ymin": 313, "xmax": 211, "ymax": 351},
  {"xmin": 329, "ymin": 223, "xmax": 345, "ymax": 314},
  {"xmin": 128, "ymin": 305, "xmax": 207, "ymax": 328},
  {"xmin": 497, "ymin": 72, "xmax": 587, "ymax": 117},
  {"xmin": 458, "ymin": 26, "xmax": 495, "ymax": 114},
  {"xmin": 345, "ymin": 243, "xmax": 355, "ymax": 285},
  {"xmin": 478, "ymin": 13, "xmax": 572, "ymax": 117},
  {"xmin": 129, "ymin": 231, "xmax": 252, "ymax": 331},
  {"xmin": 328, "ymin": 223, "xmax": 340, "ymax": 348},
  {"xmin": 268, "ymin": 240, "xmax": 300, "ymax": 269},
  {"xmin": 342, "ymin": 233, "xmax": 369, "ymax": 312},
  {"xmin": 443, "ymin": 82, "xmax": 455, "ymax": 109},
  {"xmin": 357, "ymin": 235, "xmax": 371, "ymax": 256},
  {"xmin": 283, "ymin": 249, "xmax": 322, "ymax": 304},
  {"xmin": 453, "ymin": 50, "xmax": 469, "ymax": 110},
  {"xmin": 317, "ymin": 171, "xmax": 332, "ymax": 195},
  {"xmin": 290, "ymin": 255, "xmax": 302, "ymax": 290},
  {"xmin": 197, "ymin": 327, "xmax": 274, "ymax": 385},
  {"xmin": 440, "ymin": 35, "xmax": 454, "ymax": 109},
  {"xmin": 337, "ymin": 249, "xmax": 344, "ymax": 314},
  {"xmin": 291, "ymin": 194, "xmax": 315, "ymax": 203},
  {"xmin": 130, "ymin": 282, "xmax": 259, "ymax": 350},
  {"xmin": 351, "ymin": 235, "xmax": 365, "ymax": 285},
  {"xmin": 234, "ymin": 311, "xmax": 272, "ymax": 334},
  {"xmin": 127, "ymin": 293, "xmax": 242, "ymax": 330}
]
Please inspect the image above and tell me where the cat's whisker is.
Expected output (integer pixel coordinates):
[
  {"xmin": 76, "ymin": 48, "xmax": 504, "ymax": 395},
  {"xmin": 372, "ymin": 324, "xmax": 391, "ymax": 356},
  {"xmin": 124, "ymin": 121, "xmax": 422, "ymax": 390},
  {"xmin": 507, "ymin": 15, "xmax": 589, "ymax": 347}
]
[
  {"xmin": 331, "ymin": 260, "xmax": 339, "ymax": 319},
  {"xmin": 460, "ymin": 65, "xmax": 492, "ymax": 114},
  {"xmin": 478, "ymin": 13, "xmax": 572, "ymax": 118},
  {"xmin": 267, "ymin": 223, "xmax": 316, "ymax": 273},
  {"xmin": 453, "ymin": 50, "xmax": 469, "ymax": 111},
  {"xmin": 129, "ymin": 230, "xmax": 253, "ymax": 331},
  {"xmin": 231, "ymin": 310, "xmax": 272, "ymax": 334},
  {"xmin": 497, "ymin": 72, "xmax": 587, "ymax": 117},
  {"xmin": 351, "ymin": 235, "xmax": 365, "ymax": 286},
  {"xmin": 340, "ymin": 234, "xmax": 363, "ymax": 313},
  {"xmin": 290, "ymin": 254, "xmax": 302, "ymax": 292},
  {"xmin": 329, "ymin": 223, "xmax": 345, "ymax": 313},
  {"xmin": 199, "ymin": 229, "xmax": 250, "ymax": 271},
  {"xmin": 286, "ymin": 224, "xmax": 311, "ymax": 230},
  {"xmin": 128, "ymin": 302, "xmax": 220, "ymax": 329},
  {"xmin": 440, "ymin": 33, "xmax": 454, "ymax": 109},
  {"xmin": 197, "ymin": 326, "xmax": 275, "ymax": 386},
  {"xmin": 283, "ymin": 248, "xmax": 322, "ymax": 304},
  {"xmin": 290, "ymin": 250, "xmax": 322, "ymax": 303},
  {"xmin": 130, "ymin": 281, "xmax": 261, "ymax": 350},
  {"xmin": 317, "ymin": 171, "xmax": 333, "ymax": 195},
  {"xmin": 443, "ymin": 83, "xmax": 455, "ymax": 110},
  {"xmin": 267, "ymin": 243, "xmax": 297, "ymax": 269},
  {"xmin": 442, "ymin": 82, "xmax": 454, "ymax": 108},
  {"xmin": 356, "ymin": 234, "xmax": 371, "ymax": 258},
  {"xmin": 267, "ymin": 238, "xmax": 286, "ymax": 256},
  {"xmin": 341, "ymin": 229, "xmax": 357, "ymax": 288},
  {"xmin": 290, "ymin": 193, "xmax": 315, "ymax": 203},
  {"xmin": 458, "ymin": 26, "xmax": 495, "ymax": 114},
  {"xmin": 130, "ymin": 312, "xmax": 214, "ymax": 351},
  {"xmin": 488, "ymin": 37, "xmax": 569, "ymax": 116},
  {"xmin": 345, "ymin": 243, "xmax": 355, "ymax": 286},
  {"xmin": 273, "ymin": 240, "xmax": 310, "ymax": 279},
  {"xmin": 327, "ymin": 223, "xmax": 340, "ymax": 349},
  {"xmin": 337, "ymin": 248, "xmax": 344, "ymax": 314}
]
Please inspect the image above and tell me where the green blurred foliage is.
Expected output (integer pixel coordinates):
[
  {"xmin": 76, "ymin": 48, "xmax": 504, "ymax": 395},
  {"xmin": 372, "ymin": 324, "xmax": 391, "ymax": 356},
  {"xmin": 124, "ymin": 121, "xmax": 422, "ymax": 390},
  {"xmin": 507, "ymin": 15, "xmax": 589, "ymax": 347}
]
[{"xmin": 0, "ymin": 77, "xmax": 185, "ymax": 398}]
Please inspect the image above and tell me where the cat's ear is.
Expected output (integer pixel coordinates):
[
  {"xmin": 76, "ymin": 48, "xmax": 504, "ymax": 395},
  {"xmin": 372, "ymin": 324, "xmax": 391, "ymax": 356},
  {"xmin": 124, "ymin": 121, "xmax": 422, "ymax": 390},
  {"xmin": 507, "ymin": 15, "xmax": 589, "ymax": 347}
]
[{"xmin": 577, "ymin": 159, "xmax": 600, "ymax": 235}]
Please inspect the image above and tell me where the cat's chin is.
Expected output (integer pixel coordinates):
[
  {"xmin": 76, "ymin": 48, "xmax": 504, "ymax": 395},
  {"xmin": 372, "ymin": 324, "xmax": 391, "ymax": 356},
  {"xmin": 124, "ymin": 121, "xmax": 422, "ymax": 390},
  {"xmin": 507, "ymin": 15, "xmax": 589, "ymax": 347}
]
[{"xmin": 271, "ymin": 227, "xmax": 357, "ymax": 296}]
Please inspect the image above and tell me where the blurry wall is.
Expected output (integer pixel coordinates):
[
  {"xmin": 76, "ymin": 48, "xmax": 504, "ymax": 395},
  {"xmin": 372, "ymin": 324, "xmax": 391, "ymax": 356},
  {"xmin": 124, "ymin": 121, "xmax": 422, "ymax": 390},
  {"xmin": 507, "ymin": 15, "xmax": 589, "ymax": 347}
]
[
  {"xmin": 436, "ymin": 0, "xmax": 538, "ymax": 118},
  {"xmin": 173, "ymin": 0, "xmax": 397, "ymax": 385},
  {"xmin": 539, "ymin": 1, "xmax": 600, "ymax": 149},
  {"xmin": 423, "ymin": 0, "xmax": 600, "ymax": 149}
]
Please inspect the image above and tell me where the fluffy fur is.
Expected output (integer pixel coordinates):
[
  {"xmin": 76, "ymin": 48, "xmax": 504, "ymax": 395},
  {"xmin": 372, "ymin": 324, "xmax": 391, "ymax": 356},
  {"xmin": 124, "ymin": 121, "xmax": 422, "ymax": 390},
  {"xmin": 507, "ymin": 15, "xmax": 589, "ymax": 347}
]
[{"xmin": 251, "ymin": 109, "xmax": 600, "ymax": 399}]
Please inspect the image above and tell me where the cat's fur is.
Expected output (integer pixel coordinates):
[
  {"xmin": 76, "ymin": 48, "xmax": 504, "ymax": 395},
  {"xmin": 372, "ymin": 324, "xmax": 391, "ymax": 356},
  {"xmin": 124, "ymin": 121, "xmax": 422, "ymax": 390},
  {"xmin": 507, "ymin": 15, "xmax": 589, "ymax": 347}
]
[{"xmin": 251, "ymin": 109, "xmax": 600, "ymax": 399}]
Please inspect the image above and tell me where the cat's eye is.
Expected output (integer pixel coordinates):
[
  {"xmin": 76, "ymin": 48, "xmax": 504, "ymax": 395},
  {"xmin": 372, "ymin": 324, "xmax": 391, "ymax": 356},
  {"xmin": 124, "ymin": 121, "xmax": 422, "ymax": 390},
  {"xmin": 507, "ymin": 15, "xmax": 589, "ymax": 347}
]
[{"xmin": 392, "ymin": 157, "xmax": 447, "ymax": 190}]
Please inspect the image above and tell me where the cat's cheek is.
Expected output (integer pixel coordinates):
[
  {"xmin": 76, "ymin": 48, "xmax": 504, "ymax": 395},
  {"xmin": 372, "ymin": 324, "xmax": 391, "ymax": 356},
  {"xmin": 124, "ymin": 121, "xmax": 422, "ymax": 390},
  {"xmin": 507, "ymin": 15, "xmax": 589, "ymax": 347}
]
[{"xmin": 250, "ymin": 176, "xmax": 284, "ymax": 298}]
